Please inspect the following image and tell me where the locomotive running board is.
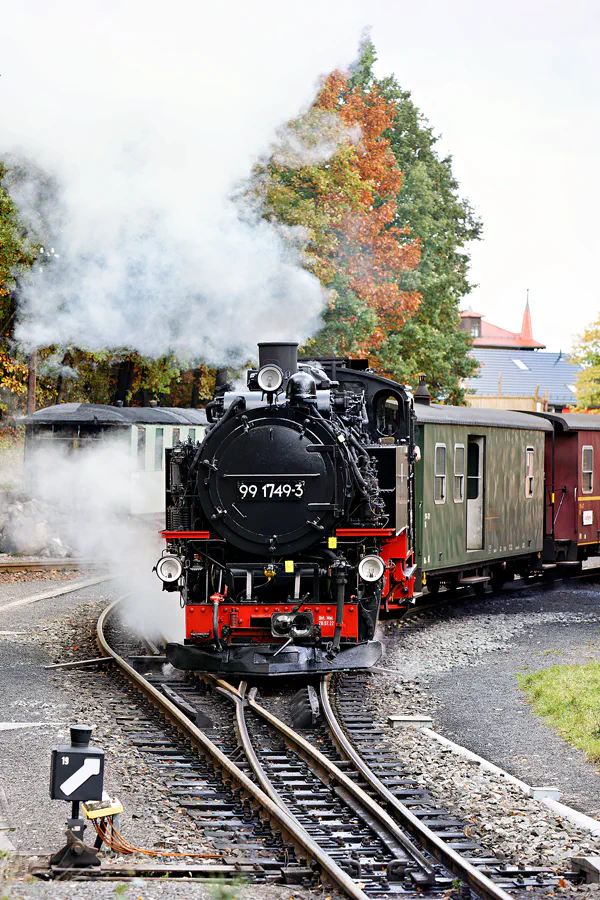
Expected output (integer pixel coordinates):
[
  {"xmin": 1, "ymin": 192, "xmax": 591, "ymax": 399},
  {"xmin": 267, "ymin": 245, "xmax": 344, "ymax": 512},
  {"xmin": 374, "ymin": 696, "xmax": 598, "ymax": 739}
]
[{"xmin": 165, "ymin": 640, "xmax": 383, "ymax": 676}]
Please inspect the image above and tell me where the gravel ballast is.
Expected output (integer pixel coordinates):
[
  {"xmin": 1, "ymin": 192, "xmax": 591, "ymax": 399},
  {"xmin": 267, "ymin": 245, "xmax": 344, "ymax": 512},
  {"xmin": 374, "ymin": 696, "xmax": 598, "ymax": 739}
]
[
  {"xmin": 0, "ymin": 584, "xmax": 337, "ymax": 900},
  {"xmin": 5, "ymin": 571, "xmax": 600, "ymax": 897},
  {"xmin": 370, "ymin": 579, "xmax": 600, "ymax": 871}
]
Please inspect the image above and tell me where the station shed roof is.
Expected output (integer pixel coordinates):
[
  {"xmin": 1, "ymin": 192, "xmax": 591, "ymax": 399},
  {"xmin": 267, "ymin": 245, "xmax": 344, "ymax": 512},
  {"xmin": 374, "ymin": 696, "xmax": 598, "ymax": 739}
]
[
  {"xmin": 414, "ymin": 403, "xmax": 552, "ymax": 431},
  {"xmin": 20, "ymin": 403, "xmax": 207, "ymax": 426}
]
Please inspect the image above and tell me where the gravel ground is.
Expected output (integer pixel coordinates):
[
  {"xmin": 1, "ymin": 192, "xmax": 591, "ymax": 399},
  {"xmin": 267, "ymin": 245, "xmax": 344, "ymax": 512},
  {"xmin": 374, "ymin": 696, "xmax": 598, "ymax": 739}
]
[
  {"xmin": 0, "ymin": 569, "xmax": 89, "ymax": 586},
  {"xmin": 2, "ymin": 595, "xmax": 224, "ymax": 858},
  {"xmin": 368, "ymin": 578, "xmax": 600, "ymax": 870},
  {"xmin": 0, "ymin": 581, "xmax": 333, "ymax": 900},
  {"xmin": 0, "ymin": 577, "xmax": 114, "ymax": 611},
  {"xmin": 6, "ymin": 571, "xmax": 600, "ymax": 897},
  {"xmin": 0, "ymin": 870, "xmax": 338, "ymax": 900}
]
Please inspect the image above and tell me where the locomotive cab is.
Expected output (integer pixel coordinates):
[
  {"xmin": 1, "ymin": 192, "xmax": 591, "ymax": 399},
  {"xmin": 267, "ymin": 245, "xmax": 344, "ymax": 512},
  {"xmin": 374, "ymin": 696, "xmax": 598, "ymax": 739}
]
[{"xmin": 158, "ymin": 342, "xmax": 416, "ymax": 676}]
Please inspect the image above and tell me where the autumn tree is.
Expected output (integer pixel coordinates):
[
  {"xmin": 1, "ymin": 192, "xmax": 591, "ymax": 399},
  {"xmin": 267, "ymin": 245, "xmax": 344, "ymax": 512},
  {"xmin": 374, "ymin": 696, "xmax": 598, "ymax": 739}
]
[
  {"xmin": 570, "ymin": 316, "xmax": 600, "ymax": 411},
  {"xmin": 348, "ymin": 38, "xmax": 482, "ymax": 401},
  {"xmin": 260, "ymin": 41, "xmax": 481, "ymax": 401},
  {"xmin": 260, "ymin": 70, "xmax": 421, "ymax": 357},
  {"xmin": 0, "ymin": 162, "xmax": 38, "ymax": 413}
]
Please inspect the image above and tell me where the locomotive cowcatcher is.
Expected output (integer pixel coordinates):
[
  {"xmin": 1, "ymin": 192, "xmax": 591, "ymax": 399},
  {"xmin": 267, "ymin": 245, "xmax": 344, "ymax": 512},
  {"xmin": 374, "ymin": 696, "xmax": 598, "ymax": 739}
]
[{"xmin": 157, "ymin": 342, "xmax": 416, "ymax": 676}]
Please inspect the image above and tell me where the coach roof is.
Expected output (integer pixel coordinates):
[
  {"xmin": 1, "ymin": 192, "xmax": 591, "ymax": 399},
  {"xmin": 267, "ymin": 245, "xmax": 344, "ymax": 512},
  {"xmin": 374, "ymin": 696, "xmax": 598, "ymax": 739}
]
[
  {"xmin": 526, "ymin": 411, "xmax": 600, "ymax": 432},
  {"xmin": 413, "ymin": 404, "xmax": 552, "ymax": 431},
  {"xmin": 21, "ymin": 403, "xmax": 207, "ymax": 426}
]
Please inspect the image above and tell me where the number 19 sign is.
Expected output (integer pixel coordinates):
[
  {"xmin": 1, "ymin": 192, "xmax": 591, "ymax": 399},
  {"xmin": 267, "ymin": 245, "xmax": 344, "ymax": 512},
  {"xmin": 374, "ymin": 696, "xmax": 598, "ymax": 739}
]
[{"xmin": 50, "ymin": 725, "xmax": 104, "ymax": 803}]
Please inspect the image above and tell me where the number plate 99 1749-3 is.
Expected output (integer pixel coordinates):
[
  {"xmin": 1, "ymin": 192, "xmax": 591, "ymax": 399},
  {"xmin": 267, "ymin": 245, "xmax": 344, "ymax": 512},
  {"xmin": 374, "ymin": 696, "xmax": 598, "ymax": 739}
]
[{"xmin": 237, "ymin": 481, "xmax": 305, "ymax": 500}]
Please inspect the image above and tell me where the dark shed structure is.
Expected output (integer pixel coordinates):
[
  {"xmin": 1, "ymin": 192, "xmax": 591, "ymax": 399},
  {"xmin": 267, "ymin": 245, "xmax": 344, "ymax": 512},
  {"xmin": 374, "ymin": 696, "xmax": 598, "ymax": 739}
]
[{"xmin": 20, "ymin": 404, "xmax": 207, "ymax": 515}]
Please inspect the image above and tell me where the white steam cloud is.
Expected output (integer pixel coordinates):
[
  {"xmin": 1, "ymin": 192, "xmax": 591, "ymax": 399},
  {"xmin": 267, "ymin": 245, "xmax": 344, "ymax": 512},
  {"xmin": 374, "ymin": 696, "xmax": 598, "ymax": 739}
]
[
  {"xmin": 25, "ymin": 440, "xmax": 183, "ymax": 640},
  {"xmin": 1, "ymin": 0, "xmax": 368, "ymax": 366},
  {"xmin": 272, "ymin": 111, "xmax": 363, "ymax": 169}
]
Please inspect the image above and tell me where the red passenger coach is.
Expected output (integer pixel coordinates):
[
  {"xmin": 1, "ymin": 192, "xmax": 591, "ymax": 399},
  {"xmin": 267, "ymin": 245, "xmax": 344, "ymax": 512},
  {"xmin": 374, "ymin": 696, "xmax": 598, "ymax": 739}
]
[{"xmin": 537, "ymin": 413, "xmax": 600, "ymax": 561}]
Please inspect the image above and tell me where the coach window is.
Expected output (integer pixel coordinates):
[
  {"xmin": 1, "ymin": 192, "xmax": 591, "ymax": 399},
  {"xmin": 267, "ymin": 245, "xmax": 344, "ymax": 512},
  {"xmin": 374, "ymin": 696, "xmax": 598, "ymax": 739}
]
[
  {"xmin": 136, "ymin": 426, "xmax": 146, "ymax": 471},
  {"xmin": 189, "ymin": 428, "xmax": 196, "ymax": 443},
  {"xmin": 525, "ymin": 446, "xmax": 534, "ymax": 498},
  {"xmin": 155, "ymin": 427, "xmax": 164, "ymax": 471},
  {"xmin": 454, "ymin": 444, "xmax": 465, "ymax": 502},
  {"xmin": 172, "ymin": 427, "xmax": 181, "ymax": 445},
  {"xmin": 434, "ymin": 443, "xmax": 447, "ymax": 504},
  {"xmin": 582, "ymin": 446, "xmax": 594, "ymax": 493}
]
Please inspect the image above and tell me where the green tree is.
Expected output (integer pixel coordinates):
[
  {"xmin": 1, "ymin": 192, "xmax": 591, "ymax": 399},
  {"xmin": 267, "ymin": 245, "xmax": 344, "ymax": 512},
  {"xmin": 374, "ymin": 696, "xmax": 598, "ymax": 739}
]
[
  {"xmin": 0, "ymin": 162, "xmax": 37, "ymax": 306},
  {"xmin": 259, "ymin": 70, "xmax": 421, "ymax": 359},
  {"xmin": 570, "ymin": 316, "xmax": 600, "ymax": 411},
  {"xmin": 349, "ymin": 38, "xmax": 482, "ymax": 402}
]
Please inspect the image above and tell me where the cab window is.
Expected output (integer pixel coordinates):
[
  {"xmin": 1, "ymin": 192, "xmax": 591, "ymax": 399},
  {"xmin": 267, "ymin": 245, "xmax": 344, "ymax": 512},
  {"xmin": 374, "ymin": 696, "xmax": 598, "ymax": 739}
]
[{"xmin": 375, "ymin": 393, "xmax": 400, "ymax": 436}]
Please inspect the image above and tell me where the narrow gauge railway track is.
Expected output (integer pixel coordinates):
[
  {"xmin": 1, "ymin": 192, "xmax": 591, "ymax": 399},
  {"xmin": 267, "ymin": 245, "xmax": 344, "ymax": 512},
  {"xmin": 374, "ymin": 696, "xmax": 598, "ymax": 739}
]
[
  {"xmin": 91, "ymin": 600, "xmax": 565, "ymax": 899},
  {"xmin": 219, "ymin": 678, "xmax": 561, "ymax": 899}
]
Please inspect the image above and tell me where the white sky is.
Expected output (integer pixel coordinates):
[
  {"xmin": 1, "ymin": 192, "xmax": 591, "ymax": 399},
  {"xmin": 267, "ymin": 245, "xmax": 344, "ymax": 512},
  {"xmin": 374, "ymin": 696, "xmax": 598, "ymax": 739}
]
[
  {"xmin": 370, "ymin": 0, "xmax": 599, "ymax": 353},
  {"xmin": 2, "ymin": 1, "xmax": 596, "ymax": 358}
]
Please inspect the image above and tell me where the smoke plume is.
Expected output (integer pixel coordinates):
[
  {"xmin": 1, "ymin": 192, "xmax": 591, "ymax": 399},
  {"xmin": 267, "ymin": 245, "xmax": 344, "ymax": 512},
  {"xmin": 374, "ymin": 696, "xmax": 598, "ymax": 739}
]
[
  {"xmin": 24, "ymin": 439, "xmax": 182, "ymax": 640},
  {"xmin": 1, "ymin": 0, "xmax": 368, "ymax": 366}
]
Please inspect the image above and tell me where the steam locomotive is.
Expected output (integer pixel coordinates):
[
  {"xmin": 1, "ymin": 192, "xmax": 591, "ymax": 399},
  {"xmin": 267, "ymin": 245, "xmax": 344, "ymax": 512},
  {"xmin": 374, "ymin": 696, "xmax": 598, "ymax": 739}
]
[{"xmin": 157, "ymin": 342, "xmax": 416, "ymax": 676}]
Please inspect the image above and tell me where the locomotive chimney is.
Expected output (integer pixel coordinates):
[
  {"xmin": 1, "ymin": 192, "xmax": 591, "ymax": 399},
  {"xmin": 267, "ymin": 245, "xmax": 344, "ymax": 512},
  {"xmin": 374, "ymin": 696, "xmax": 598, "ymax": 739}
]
[{"xmin": 258, "ymin": 342, "xmax": 298, "ymax": 376}]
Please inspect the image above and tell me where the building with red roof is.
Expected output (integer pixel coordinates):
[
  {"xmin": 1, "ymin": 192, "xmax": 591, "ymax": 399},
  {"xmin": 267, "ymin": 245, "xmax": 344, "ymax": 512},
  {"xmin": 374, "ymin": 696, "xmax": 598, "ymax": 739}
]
[
  {"xmin": 460, "ymin": 300, "xmax": 545, "ymax": 350},
  {"xmin": 459, "ymin": 299, "xmax": 581, "ymax": 412}
]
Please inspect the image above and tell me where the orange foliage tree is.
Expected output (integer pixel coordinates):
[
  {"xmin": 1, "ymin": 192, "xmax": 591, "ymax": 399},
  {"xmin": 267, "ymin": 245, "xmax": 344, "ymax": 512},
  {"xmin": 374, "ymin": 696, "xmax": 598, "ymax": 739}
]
[{"xmin": 260, "ymin": 71, "xmax": 421, "ymax": 359}]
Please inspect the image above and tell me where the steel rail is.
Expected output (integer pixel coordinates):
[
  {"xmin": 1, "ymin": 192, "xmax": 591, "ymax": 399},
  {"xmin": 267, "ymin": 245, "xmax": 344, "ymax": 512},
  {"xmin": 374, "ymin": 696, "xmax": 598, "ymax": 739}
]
[
  {"xmin": 96, "ymin": 601, "xmax": 369, "ymax": 900},
  {"xmin": 209, "ymin": 673, "xmax": 436, "ymax": 881},
  {"xmin": 0, "ymin": 558, "xmax": 101, "ymax": 572},
  {"xmin": 320, "ymin": 675, "xmax": 514, "ymax": 900},
  {"xmin": 232, "ymin": 681, "xmax": 301, "ymax": 825}
]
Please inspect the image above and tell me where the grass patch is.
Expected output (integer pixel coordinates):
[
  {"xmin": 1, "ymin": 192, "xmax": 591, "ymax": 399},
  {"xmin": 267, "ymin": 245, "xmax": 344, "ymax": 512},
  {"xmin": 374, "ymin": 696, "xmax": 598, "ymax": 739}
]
[{"xmin": 518, "ymin": 661, "xmax": 600, "ymax": 762}]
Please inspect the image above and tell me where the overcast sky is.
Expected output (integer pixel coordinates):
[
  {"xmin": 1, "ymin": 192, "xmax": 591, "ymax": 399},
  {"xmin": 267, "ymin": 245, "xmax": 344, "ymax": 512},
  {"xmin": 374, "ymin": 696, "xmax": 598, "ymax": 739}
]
[
  {"xmin": 370, "ymin": 0, "xmax": 598, "ymax": 353},
  {"xmin": 2, "ymin": 1, "xmax": 596, "ymax": 359}
]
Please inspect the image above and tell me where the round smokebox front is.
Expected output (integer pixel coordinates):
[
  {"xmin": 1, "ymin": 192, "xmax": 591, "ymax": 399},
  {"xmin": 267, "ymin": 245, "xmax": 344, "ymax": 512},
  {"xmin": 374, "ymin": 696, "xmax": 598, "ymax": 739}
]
[{"xmin": 198, "ymin": 410, "xmax": 343, "ymax": 555}]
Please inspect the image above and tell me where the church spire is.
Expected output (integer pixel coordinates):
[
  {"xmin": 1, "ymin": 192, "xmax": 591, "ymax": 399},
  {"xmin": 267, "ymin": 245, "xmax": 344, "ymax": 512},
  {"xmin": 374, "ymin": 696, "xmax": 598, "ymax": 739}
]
[{"xmin": 520, "ymin": 288, "xmax": 533, "ymax": 341}]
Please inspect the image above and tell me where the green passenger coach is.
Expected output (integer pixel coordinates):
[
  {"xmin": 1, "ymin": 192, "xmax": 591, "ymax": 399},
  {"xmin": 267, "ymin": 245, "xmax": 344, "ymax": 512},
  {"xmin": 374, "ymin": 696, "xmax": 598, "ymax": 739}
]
[{"xmin": 412, "ymin": 403, "xmax": 553, "ymax": 595}]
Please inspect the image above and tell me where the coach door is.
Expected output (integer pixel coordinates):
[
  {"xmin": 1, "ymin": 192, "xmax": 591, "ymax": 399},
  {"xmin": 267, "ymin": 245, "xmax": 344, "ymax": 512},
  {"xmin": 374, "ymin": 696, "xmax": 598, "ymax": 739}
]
[{"xmin": 467, "ymin": 436, "xmax": 485, "ymax": 550}]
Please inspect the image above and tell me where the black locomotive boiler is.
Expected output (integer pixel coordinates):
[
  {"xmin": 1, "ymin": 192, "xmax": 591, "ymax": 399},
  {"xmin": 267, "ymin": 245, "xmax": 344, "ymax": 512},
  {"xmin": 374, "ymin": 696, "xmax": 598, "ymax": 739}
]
[{"xmin": 156, "ymin": 342, "xmax": 417, "ymax": 676}]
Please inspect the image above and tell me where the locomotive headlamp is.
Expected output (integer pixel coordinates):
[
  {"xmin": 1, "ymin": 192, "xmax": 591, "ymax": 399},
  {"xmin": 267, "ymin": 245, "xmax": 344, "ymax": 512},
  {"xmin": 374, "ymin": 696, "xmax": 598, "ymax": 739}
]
[
  {"xmin": 271, "ymin": 613, "xmax": 293, "ymax": 636},
  {"xmin": 358, "ymin": 555, "xmax": 386, "ymax": 583},
  {"xmin": 271, "ymin": 611, "xmax": 314, "ymax": 640},
  {"xmin": 257, "ymin": 364, "xmax": 284, "ymax": 392},
  {"xmin": 290, "ymin": 612, "xmax": 314, "ymax": 640},
  {"xmin": 156, "ymin": 555, "xmax": 183, "ymax": 583}
]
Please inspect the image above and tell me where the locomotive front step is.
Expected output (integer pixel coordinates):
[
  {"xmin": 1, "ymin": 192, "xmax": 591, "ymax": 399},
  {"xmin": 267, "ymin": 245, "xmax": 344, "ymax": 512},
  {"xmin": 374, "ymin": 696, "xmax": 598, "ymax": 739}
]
[{"xmin": 165, "ymin": 639, "xmax": 383, "ymax": 676}]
